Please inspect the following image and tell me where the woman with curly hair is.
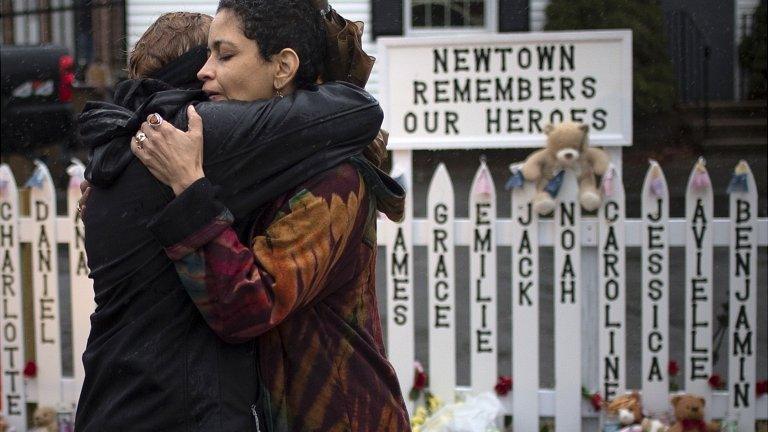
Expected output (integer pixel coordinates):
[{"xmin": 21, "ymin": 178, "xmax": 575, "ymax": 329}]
[
  {"xmin": 129, "ymin": 1, "xmax": 410, "ymax": 430},
  {"xmin": 77, "ymin": 1, "xmax": 407, "ymax": 431}
]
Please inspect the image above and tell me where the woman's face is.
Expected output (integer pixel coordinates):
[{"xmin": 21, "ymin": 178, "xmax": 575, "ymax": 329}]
[{"xmin": 197, "ymin": 9, "xmax": 276, "ymax": 101}]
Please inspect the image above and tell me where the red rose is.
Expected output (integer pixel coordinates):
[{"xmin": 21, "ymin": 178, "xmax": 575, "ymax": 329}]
[
  {"xmin": 414, "ymin": 370, "xmax": 427, "ymax": 390},
  {"xmin": 668, "ymin": 360, "xmax": 679, "ymax": 376},
  {"xmin": 755, "ymin": 380, "xmax": 768, "ymax": 397},
  {"xmin": 708, "ymin": 374, "xmax": 724, "ymax": 389},
  {"xmin": 413, "ymin": 362, "xmax": 427, "ymax": 391},
  {"xmin": 23, "ymin": 361, "xmax": 37, "ymax": 378},
  {"xmin": 494, "ymin": 376, "xmax": 513, "ymax": 396},
  {"xmin": 590, "ymin": 393, "xmax": 603, "ymax": 411}
]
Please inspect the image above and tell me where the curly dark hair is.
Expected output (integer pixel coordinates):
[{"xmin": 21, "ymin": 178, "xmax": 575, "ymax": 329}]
[{"xmin": 217, "ymin": 0, "xmax": 326, "ymax": 88}]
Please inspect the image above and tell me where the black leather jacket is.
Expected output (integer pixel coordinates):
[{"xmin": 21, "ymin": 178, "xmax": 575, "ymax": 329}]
[{"xmin": 75, "ymin": 80, "xmax": 383, "ymax": 431}]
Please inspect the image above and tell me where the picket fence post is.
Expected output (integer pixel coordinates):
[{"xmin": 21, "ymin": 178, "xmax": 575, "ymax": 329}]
[
  {"xmin": 598, "ymin": 164, "xmax": 626, "ymax": 403},
  {"xmin": 641, "ymin": 161, "xmax": 670, "ymax": 416},
  {"xmin": 469, "ymin": 161, "xmax": 497, "ymax": 393},
  {"xmin": 66, "ymin": 159, "xmax": 93, "ymax": 405},
  {"xmin": 27, "ymin": 161, "xmax": 63, "ymax": 407},
  {"xmin": 727, "ymin": 161, "xmax": 758, "ymax": 431},
  {"xmin": 685, "ymin": 158, "xmax": 714, "ymax": 416},
  {"xmin": 427, "ymin": 163, "xmax": 456, "ymax": 403},
  {"xmin": 511, "ymin": 171, "xmax": 539, "ymax": 431},
  {"xmin": 386, "ymin": 150, "xmax": 415, "ymax": 411},
  {"xmin": 553, "ymin": 170, "xmax": 582, "ymax": 431},
  {"xmin": 0, "ymin": 163, "xmax": 28, "ymax": 431}
]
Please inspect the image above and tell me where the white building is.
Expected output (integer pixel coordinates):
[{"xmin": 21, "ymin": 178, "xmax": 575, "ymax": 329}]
[
  {"xmin": 1, "ymin": 0, "xmax": 761, "ymax": 99},
  {"xmin": 120, "ymin": 0, "xmax": 764, "ymax": 101},
  {"xmin": 124, "ymin": 0, "xmax": 557, "ymax": 100}
]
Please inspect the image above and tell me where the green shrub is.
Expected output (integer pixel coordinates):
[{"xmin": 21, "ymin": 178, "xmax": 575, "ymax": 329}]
[{"xmin": 545, "ymin": 0, "xmax": 676, "ymax": 117}]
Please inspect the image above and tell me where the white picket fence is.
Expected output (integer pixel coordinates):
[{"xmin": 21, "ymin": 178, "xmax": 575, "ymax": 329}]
[
  {"xmin": 379, "ymin": 158, "xmax": 767, "ymax": 431},
  {"xmin": 0, "ymin": 158, "xmax": 766, "ymax": 431},
  {"xmin": 0, "ymin": 160, "xmax": 91, "ymax": 431}
]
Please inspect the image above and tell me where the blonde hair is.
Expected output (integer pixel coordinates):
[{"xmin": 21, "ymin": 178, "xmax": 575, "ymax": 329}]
[
  {"xmin": 128, "ymin": 12, "xmax": 212, "ymax": 79},
  {"xmin": 606, "ymin": 392, "xmax": 641, "ymax": 415}
]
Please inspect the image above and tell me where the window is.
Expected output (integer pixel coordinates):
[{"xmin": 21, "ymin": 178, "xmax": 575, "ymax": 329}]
[{"xmin": 407, "ymin": 0, "xmax": 493, "ymax": 34}]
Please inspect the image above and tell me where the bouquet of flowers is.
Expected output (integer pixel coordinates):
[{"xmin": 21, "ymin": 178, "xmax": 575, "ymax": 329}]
[{"xmin": 411, "ymin": 392, "xmax": 503, "ymax": 432}]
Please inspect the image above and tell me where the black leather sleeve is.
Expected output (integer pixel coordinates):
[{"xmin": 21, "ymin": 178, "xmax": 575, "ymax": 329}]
[
  {"xmin": 185, "ymin": 82, "xmax": 384, "ymax": 221},
  {"xmin": 193, "ymin": 81, "xmax": 382, "ymax": 170},
  {"xmin": 129, "ymin": 81, "xmax": 382, "ymax": 226}
]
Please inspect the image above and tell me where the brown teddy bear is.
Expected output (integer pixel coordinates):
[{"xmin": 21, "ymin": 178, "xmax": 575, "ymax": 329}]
[
  {"xmin": 606, "ymin": 391, "xmax": 644, "ymax": 427},
  {"xmin": 0, "ymin": 414, "xmax": 11, "ymax": 432},
  {"xmin": 668, "ymin": 395, "xmax": 719, "ymax": 432},
  {"xmin": 30, "ymin": 406, "xmax": 58, "ymax": 432},
  {"xmin": 520, "ymin": 121, "xmax": 610, "ymax": 215},
  {"xmin": 604, "ymin": 392, "xmax": 669, "ymax": 432}
]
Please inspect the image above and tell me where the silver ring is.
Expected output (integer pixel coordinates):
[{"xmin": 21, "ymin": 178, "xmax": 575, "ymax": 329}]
[
  {"xmin": 148, "ymin": 113, "xmax": 164, "ymax": 127},
  {"xmin": 135, "ymin": 131, "xmax": 147, "ymax": 143}
]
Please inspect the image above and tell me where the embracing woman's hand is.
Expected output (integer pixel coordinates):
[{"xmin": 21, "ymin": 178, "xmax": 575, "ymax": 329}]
[{"xmin": 131, "ymin": 105, "xmax": 205, "ymax": 195}]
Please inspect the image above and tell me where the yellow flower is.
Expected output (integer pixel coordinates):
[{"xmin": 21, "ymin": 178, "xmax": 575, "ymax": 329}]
[
  {"xmin": 428, "ymin": 395, "xmax": 442, "ymax": 412},
  {"xmin": 410, "ymin": 406, "xmax": 428, "ymax": 428},
  {"xmin": 415, "ymin": 406, "xmax": 427, "ymax": 419}
]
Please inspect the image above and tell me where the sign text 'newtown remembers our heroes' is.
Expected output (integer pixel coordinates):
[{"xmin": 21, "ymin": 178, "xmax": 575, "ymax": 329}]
[
  {"xmin": 412, "ymin": 45, "xmax": 605, "ymax": 133},
  {"xmin": 380, "ymin": 32, "xmax": 631, "ymax": 149}
]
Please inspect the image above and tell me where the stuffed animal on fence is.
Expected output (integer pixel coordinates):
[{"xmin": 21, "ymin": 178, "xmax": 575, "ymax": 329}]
[
  {"xmin": 30, "ymin": 406, "xmax": 58, "ymax": 432},
  {"xmin": 603, "ymin": 391, "xmax": 670, "ymax": 432},
  {"xmin": 668, "ymin": 395, "xmax": 719, "ymax": 432},
  {"xmin": 520, "ymin": 121, "xmax": 610, "ymax": 215},
  {"xmin": 606, "ymin": 391, "xmax": 644, "ymax": 427},
  {"xmin": 641, "ymin": 417, "xmax": 670, "ymax": 432},
  {"xmin": 0, "ymin": 414, "xmax": 12, "ymax": 432}
]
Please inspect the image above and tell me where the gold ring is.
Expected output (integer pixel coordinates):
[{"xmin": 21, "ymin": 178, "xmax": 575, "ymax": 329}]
[{"xmin": 148, "ymin": 113, "xmax": 164, "ymax": 127}]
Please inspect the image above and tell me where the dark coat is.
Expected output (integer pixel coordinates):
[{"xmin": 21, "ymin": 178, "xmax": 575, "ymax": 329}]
[{"xmin": 75, "ymin": 80, "xmax": 383, "ymax": 431}]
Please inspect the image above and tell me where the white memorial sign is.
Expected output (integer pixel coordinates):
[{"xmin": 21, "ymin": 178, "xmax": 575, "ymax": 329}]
[{"xmin": 377, "ymin": 31, "xmax": 632, "ymax": 149}]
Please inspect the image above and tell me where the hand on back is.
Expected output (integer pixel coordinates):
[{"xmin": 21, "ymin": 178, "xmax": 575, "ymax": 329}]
[{"xmin": 131, "ymin": 106, "xmax": 206, "ymax": 195}]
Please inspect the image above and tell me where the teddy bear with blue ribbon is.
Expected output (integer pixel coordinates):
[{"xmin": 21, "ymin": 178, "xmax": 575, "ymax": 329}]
[{"xmin": 516, "ymin": 121, "xmax": 610, "ymax": 215}]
